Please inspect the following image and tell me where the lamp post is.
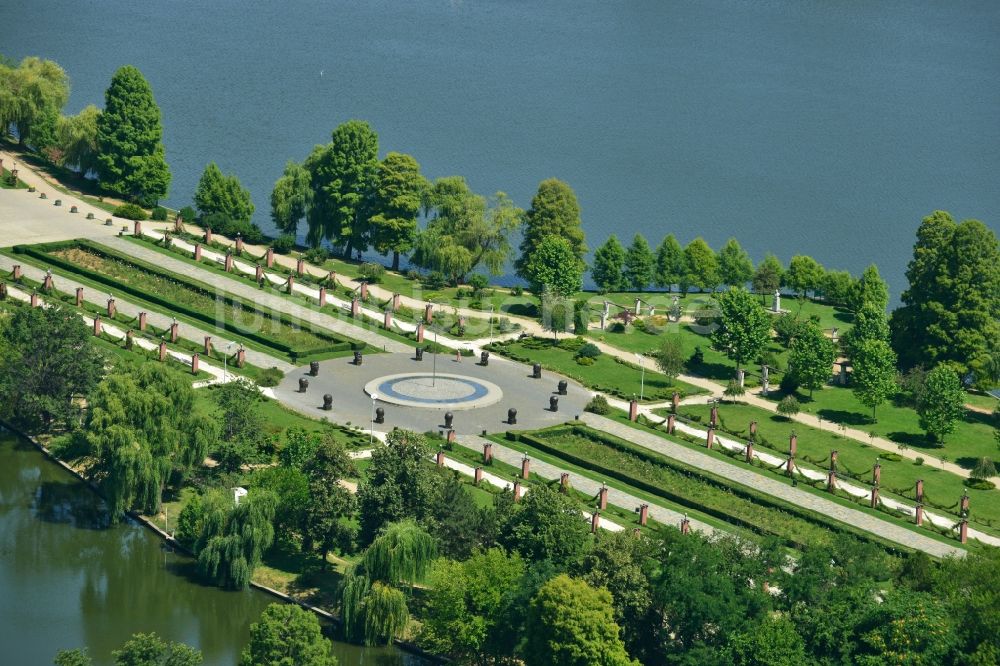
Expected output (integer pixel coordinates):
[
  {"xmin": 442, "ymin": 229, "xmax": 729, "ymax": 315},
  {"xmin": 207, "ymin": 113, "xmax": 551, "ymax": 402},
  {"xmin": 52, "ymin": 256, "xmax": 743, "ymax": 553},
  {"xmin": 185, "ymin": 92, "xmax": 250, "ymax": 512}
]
[
  {"xmin": 432, "ymin": 328, "xmax": 438, "ymax": 387},
  {"xmin": 635, "ymin": 353, "xmax": 645, "ymax": 401},
  {"xmin": 223, "ymin": 341, "xmax": 234, "ymax": 382},
  {"xmin": 488, "ymin": 304, "xmax": 495, "ymax": 345},
  {"xmin": 370, "ymin": 393, "xmax": 378, "ymax": 445}
]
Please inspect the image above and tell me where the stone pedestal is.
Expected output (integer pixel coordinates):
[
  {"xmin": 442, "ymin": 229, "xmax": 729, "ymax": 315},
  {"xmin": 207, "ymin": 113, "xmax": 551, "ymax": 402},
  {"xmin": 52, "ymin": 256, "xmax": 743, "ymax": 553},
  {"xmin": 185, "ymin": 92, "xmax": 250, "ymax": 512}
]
[
  {"xmin": 436, "ymin": 450, "xmax": 445, "ymax": 467},
  {"xmin": 680, "ymin": 516, "xmax": 691, "ymax": 535},
  {"xmin": 265, "ymin": 247, "xmax": 274, "ymax": 268},
  {"xmin": 549, "ymin": 395, "xmax": 559, "ymax": 412},
  {"xmin": 557, "ymin": 380, "xmax": 567, "ymax": 395},
  {"xmin": 309, "ymin": 361, "xmax": 320, "ymax": 376},
  {"xmin": 532, "ymin": 363, "xmax": 541, "ymax": 379},
  {"xmin": 236, "ymin": 346, "xmax": 246, "ymax": 367},
  {"xmin": 521, "ymin": 456, "xmax": 531, "ymax": 479},
  {"xmin": 75, "ymin": 287, "xmax": 84, "ymax": 307},
  {"xmin": 474, "ymin": 467, "xmax": 483, "ymax": 484},
  {"xmin": 706, "ymin": 427, "xmax": 715, "ymax": 449},
  {"xmin": 749, "ymin": 420, "xmax": 758, "ymax": 437},
  {"xmin": 107, "ymin": 298, "xmax": 116, "ymax": 318},
  {"xmin": 323, "ymin": 394, "xmax": 333, "ymax": 410},
  {"xmin": 383, "ymin": 310, "xmax": 392, "ymax": 329},
  {"xmin": 416, "ymin": 323, "xmax": 425, "ymax": 343},
  {"xmin": 296, "ymin": 258, "xmax": 305, "ymax": 276},
  {"xmin": 224, "ymin": 253, "xmax": 234, "ymax": 272},
  {"xmin": 158, "ymin": 341, "xmax": 167, "ymax": 362},
  {"xmin": 629, "ymin": 399, "xmax": 638, "ymax": 421},
  {"xmin": 205, "ymin": 228, "xmax": 212, "ymax": 244},
  {"xmin": 351, "ymin": 298, "xmax": 360, "ymax": 318},
  {"xmin": 745, "ymin": 441, "xmax": 754, "ymax": 463},
  {"xmin": 512, "ymin": 481, "xmax": 522, "ymax": 503},
  {"xmin": 235, "ymin": 235, "xmax": 244, "ymax": 255},
  {"xmin": 43, "ymin": 272, "xmax": 53, "ymax": 291},
  {"xmin": 598, "ymin": 485, "xmax": 608, "ymax": 510},
  {"xmin": 666, "ymin": 414, "xmax": 676, "ymax": 434},
  {"xmin": 204, "ymin": 336, "xmax": 212, "ymax": 355},
  {"xmin": 710, "ymin": 405, "xmax": 718, "ymax": 427},
  {"xmin": 392, "ymin": 293, "xmax": 401, "ymax": 310},
  {"xmin": 360, "ymin": 283, "xmax": 368, "ymax": 300},
  {"xmin": 789, "ymin": 434, "xmax": 797, "ymax": 457},
  {"xmin": 639, "ymin": 503, "xmax": 649, "ymax": 526},
  {"xmin": 672, "ymin": 391, "xmax": 680, "ymax": 413},
  {"xmin": 424, "ymin": 303, "xmax": 434, "ymax": 323},
  {"xmin": 139, "ymin": 312, "xmax": 147, "ymax": 331},
  {"xmin": 169, "ymin": 322, "xmax": 179, "ymax": 343},
  {"xmin": 507, "ymin": 408, "xmax": 517, "ymax": 425},
  {"xmin": 447, "ymin": 429, "xmax": 456, "ymax": 444},
  {"xmin": 191, "ymin": 353, "xmax": 200, "ymax": 375},
  {"xmin": 286, "ymin": 275, "xmax": 295, "ymax": 294},
  {"xmin": 318, "ymin": 287, "xmax": 327, "ymax": 307},
  {"xmin": 483, "ymin": 442, "xmax": 493, "ymax": 463},
  {"xmin": 12, "ymin": 265, "xmax": 21, "ymax": 280},
  {"xmin": 591, "ymin": 511, "xmax": 600, "ymax": 533},
  {"xmin": 194, "ymin": 244, "xmax": 202, "ymax": 261},
  {"xmin": 255, "ymin": 264, "xmax": 263, "ymax": 283},
  {"xmin": 134, "ymin": 221, "xmax": 142, "ymax": 236},
  {"xmin": 93, "ymin": 316, "xmax": 102, "ymax": 336},
  {"xmin": 560, "ymin": 473, "xmax": 569, "ymax": 492}
]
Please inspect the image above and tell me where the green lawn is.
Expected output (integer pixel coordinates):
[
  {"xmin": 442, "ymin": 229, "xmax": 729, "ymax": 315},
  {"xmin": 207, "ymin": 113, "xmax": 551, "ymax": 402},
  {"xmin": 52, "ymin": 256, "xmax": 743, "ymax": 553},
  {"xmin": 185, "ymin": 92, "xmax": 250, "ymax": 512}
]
[
  {"xmin": 0, "ymin": 167, "xmax": 28, "ymax": 189},
  {"xmin": 676, "ymin": 401, "xmax": 1000, "ymax": 532},
  {"xmin": 965, "ymin": 392, "xmax": 999, "ymax": 413},
  {"xmin": 487, "ymin": 337, "xmax": 706, "ymax": 402},
  {"xmin": 762, "ymin": 384, "xmax": 999, "ymax": 470}
]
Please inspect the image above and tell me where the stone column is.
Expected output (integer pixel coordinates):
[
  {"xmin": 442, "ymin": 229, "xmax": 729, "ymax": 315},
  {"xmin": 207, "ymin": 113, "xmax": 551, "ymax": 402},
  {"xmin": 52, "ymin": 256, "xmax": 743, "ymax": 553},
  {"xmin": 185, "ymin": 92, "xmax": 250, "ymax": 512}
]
[
  {"xmin": 169, "ymin": 321, "xmax": 179, "ymax": 343},
  {"xmin": 416, "ymin": 323, "xmax": 425, "ymax": 343},
  {"xmin": 447, "ymin": 429, "xmax": 456, "ymax": 444},
  {"xmin": 745, "ymin": 441, "xmax": 754, "ymax": 463},
  {"xmin": 43, "ymin": 271, "xmax": 53, "ymax": 291},
  {"xmin": 870, "ymin": 485, "xmax": 879, "ymax": 508},
  {"xmin": 30, "ymin": 292, "xmax": 38, "ymax": 307},
  {"xmin": 204, "ymin": 336, "xmax": 212, "ymax": 355},
  {"xmin": 737, "ymin": 368, "xmax": 745, "ymax": 388},
  {"xmin": 960, "ymin": 492, "xmax": 970, "ymax": 516},
  {"xmin": 236, "ymin": 346, "xmax": 246, "ymax": 367},
  {"xmin": 125, "ymin": 329, "xmax": 133, "ymax": 350},
  {"xmin": 839, "ymin": 363, "xmax": 848, "ymax": 386},
  {"xmin": 826, "ymin": 469, "xmax": 837, "ymax": 492},
  {"xmin": 830, "ymin": 450, "xmax": 838, "ymax": 472},
  {"xmin": 600, "ymin": 311, "xmax": 607, "ymax": 330},
  {"xmin": 598, "ymin": 484, "xmax": 608, "ymax": 510},
  {"xmin": 138, "ymin": 312, "xmax": 147, "ymax": 331},
  {"xmin": 75, "ymin": 287, "xmax": 84, "ymax": 307},
  {"xmin": 872, "ymin": 460, "xmax": 881, "ymax": 485},
  {"xmin": 512, "ymin": 480, "xmax": 522, "ymax": 503},
  {"xmin": 194, "ymin": 243, "xmax": 202, "ymax": 261},
  {"xmin": 296, "ymin": 258, "xmax": 305, "ymax": 276},
  {"xmin": 327, "ymin": 271, "xmax": 337, "ymax": 286},
  {"xmin": 915, "ymin": 479, "xmax": 924, "ymax": 503},
  {"xmin": 436, "ymin": 450, "xmax": 445, "ymax": 467},
  {"xmin": 205, "ymin": 228, "xmax": 212, "ymax": 244},
  {"xmin": 772, "ymin": 290, "xmax": 781, "ymax": 313},
  {"xmin": 960, "ymin": 519, "xmax": 968, "ymax": 544},
  {"xmin": 560, "ymin": 473, "xmax": 569, "ymax": 492},
  {"xmin": 191, "ymin": 353, "xmax": 199, "ymax": 375},
  {"xmin": 789, "ymin": 433, "xmax": 797, "ymax": 457},
  {"xmin": 749, "ymin": 420, "xmax": 758, "ymax": 437},
  {"xmin": 224, "ymin": 252, "xmax": 234, "ymax": 272},
  {"xmin": 360, "ymin": 282, "xmax": 369, "ymax": 300},
  {"xmin": 93, "ymin": 316, "xmax": 102, "ymax": 336},
  {"xmin": 0, "ymin": 283, "xmax": 7, "ymax": 299},
  {"xmin": 786, "ymin": 457, "xmax": 795, "ymax": 476},
  {"xmin": 424, "ymin": 303, "xmax": 434, "ymax": 323},
  {"xmin": 255, "ymin": 264, "xmax": 263, "ymax": 283},
  {"xmin": 235, "ymin": 235, "xmax": 244, "ymax": 255},
  {"xmin": 287, "ymin": 275, "xmax": 295, "ymax": 294},
  {"xmin": 483, "ymin": 442, "xmax": 493, "ymax": 463},
  {"xmin": 383, "ymin": 310, "xmax": 393, "ymax": 329},
  {"xmin": 666, "ymin": 413, "xmax": 676, "ymax": 434},
  {"xmin": 12, "ymin": 265, "xmax": 21, "ymax": 280},
  {"xmin": 474, "ymin": 467, "xmax": 483, "ymax": 484},
  {"xmin": 351, "ymin": 298, "xmax": 360, "ymax": 318},
  {"xmin": 318, "ymin": 286, "xmax": 327, "ymax": 307},
  {"xmin": 680, "ymin": 515, "xmax": 691, "ymax": 535},
  {"xmin": 265, "ymin": 247, "xmax": 274, "ymax": 268},
  {"xmin": 392, "ymin": 293, "xmax": 401, "ymax": 310},
  {"xmin": 639, "ymin": 504, "xmax": 649, "ymax": 526},
  {"xmin": 706, "ymin": 426, "xmax": 715, "ymax": 449},
  {"xmin": 521, "ymin": 455, "xmax": 531, "ymax": 479},
  {"xmin": 107, "ymin": 297, "xmax": 116, "ymax": 318},
  {"xmin": 710, "ymin": 405, "xmax": 718, "ymax": 427},
  {"xmin": 915, "ymin": 504, "xmax": 924, "ymax": 526},
  {"xmin": 591, "ymin": 511, "xmax": 600, "ymax": 533},
  {"xmin": 634, "ymin": 297, "xmax": 642, "ymax": 315},
  {"xmin": 158, "ymin": 341, "xmax": 167, "ymax": 362},
  {"xmin": 671, "ymin": 391, "xmax": 680, "ymax": 413},
  {"xmin": 134, "ymin": 220, "xmax": 142, "ymax": 236},
  {"xmin": 629, "ymin": 399, "xmax": 639, "ymax": 421}
]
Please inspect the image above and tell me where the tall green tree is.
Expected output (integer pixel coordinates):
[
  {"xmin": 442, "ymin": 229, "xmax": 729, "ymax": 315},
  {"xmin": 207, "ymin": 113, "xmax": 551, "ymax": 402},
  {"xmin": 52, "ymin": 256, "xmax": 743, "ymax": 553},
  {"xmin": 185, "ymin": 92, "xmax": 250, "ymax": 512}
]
[
  {"xmin": 419, "ymin": 548, "xmax": 525, "ymax": 663},
  {"xmin": 356, "ymin": 429, "xmax": 440, "ymax": 544},
  {"xmin": 0, "ymin": 56, "xmax": 69, "ymax": 148},
  {"xmin": 624, "ymin": 233, "xmax": 655, "ymax": 291},
  {"xmin": 752, "ymin": 253, "xmax": 784, "ymax": 301},
  {"xmin": 240, "ymin": 603, "xmax": 337, "ymax": 666},
  {"xmin": 516, "ymin": 178, "xmax": 587, "ymax": 283},
  {"xmin": 654, "ymin": 234, "xmax": 685, "ymax": 290},
  {"xmin": 851, "ymin": 339, "xmax": 898, "ymax": 421},
  {"xmin": 724, "ymin": 615, "xmax": 807, "ymax": 666},
  {"xmin": 524, "ymin": 574, "xmax": 637, "ymax": 666},
  {"xmin": 855, "ymin": 589, "xmax": 959, "ymax": 666},
  {"xmin": 431, "ymin": 474, "xmax": 491, "ymax": 560},
  {"xmin": 523, "ymin": 235, "xmax": 584, "ymax": 296},
  {"xmin": 711, "ymin": 287, "xmax": 771, "ymax": 371},
  {"xmin": 891, "ymin": 211, "xmax": 1000, "ymax": 381},
  {"xmin": 844, "ymin": 300, "xmax": 891, "ymax": 358},
  {"xmin": 591, "ymin": 235, "xmax": 626, "ymax": 293},
  {"xmin": 369, "ymin": 152, "xmax": 428, "ymax": 270},
  {"xmin": 917, "ymin": 366, "xmax": 965, "ymax": 444},
  {"xmin": 340, "ymin": 574, "xmax": 409, "ymax": 646},
  {"xmin": 499, "ymin": 483, "xmax": 590, "ymax": 569},
  {"xmin": 849, "ymin": 263, "xmax": 889, "ymax": 312},
  {"xmin": 213, "ymin": 378, "xmax": 266, "ymax": 472},
  {"xmin": 96, "ymin": 65, "xmax": 170, "ymax": 205},
  {"xmin": 361, "ymin": 519, "xmax": 437, "ymax": 586},
  {"xmin": 195, "ymin": 488, "xmax": 277, "ymax": 589},
  {"xmin": 194, "ymin": 162, "xmax": 255, "ymax": 225},
  {"xmin": 683, "ymin": 238, "xmax": 719, "ymax": 293},
  {"xmin": 111, "ymin": 633, "xmax": 203, "ymax": 666},
  {"xmin": 787, "ymin": 323, "xmax": 835, "ymax": 397},
  {"xmin": 822, "ymin": 269, "xmax": 856, "ymax": 307},
  {"xmin": 270, "ymin": 160, "xmax": 312, "ymax": 237},
  {"xmin": 301, "ymin": 436, "xmax": 357, "ymax": 557},
  {"xmin": 57, "ymin": 104, "xmax": 101, "ymax": 175},
  {"xmin": 785, "ymin": 255, "xmax": 825, "ymax": 298},
  {"xmin": 412, "ymin": 177, "xmax": 522, "ymax": 285},
  {"xmin": 86, "ymin": 364, "xmax": 217, "ymax": 519},
  {"xmin": 718, "ymin": 237, "xmax": 754, "ymax": 289},
  {"xmin": 0, "ymin": 304, "xmax": 103, "ymax": 431},
  {"xmin": 304, "ymin": 119, "xmax": 379, "ymax": 256}
]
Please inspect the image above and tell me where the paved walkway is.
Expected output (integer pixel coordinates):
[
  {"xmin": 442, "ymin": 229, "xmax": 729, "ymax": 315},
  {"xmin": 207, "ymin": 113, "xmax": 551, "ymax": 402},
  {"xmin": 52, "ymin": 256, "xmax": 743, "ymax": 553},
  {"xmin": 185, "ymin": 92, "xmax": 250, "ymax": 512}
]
[
  {"xmin": 95, "ymin": 236, "xmax": 411, "ymax": 353},
  {"xmin": 0, "ymin": 253, "xmax": 293, "ymax": 372},
  {"xmin": 456, "ymin": 433, "xmax": 720, "ymax": 538},
  {"xmin": 580, "ymin": 412, "xmax": 965, "ymax": 558}
]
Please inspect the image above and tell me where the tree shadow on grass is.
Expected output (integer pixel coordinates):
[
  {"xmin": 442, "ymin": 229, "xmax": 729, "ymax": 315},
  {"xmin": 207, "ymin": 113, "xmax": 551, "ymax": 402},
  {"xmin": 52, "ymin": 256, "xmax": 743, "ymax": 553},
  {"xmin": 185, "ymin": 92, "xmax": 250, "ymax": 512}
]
[
  {"xmin": 817, "ymin": 408, "xmax": 871, "ymax": 427},
  {"xmin": 833, "ymin": 310, "xmax": 855, "ymax": 324},
  {"xmin": 885, "ymin": 431, "xmax": 938, "ymax": 451},
  {"xmin": 503, "ymin": 303, "xmax": 539, "ymax": 318},
  {"xmin": 686, "ymin": 360, "xmax": 736, "ymax": 382},
  {"xmin": 955, "ymin": 456, "xmax": 979, "ymax": 471}
]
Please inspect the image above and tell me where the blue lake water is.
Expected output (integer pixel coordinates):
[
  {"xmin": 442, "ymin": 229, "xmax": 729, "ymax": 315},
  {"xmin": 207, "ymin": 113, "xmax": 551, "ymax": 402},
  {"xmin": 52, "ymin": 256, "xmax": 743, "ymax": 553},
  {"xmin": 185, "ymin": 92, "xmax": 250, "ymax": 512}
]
[{"xmin": 4, "ymin": 0, "xmax": 999, "ymax": 298}]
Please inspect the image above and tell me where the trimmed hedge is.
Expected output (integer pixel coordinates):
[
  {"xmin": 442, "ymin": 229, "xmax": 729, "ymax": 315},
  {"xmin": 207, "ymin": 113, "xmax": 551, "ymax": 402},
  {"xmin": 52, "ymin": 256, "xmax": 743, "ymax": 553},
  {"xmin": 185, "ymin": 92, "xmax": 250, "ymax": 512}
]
[
  {"xmin": 507, "ymin": 426, "xmax": 903, "ymax": 551},
  {"xmin": 14, "ymin": 241, "xmax": 361, "ymax": 360}
]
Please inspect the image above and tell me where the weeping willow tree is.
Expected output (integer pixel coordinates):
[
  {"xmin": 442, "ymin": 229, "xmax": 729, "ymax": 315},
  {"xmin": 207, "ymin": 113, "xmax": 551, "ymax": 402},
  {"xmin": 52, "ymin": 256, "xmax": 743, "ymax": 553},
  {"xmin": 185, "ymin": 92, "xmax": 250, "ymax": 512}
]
[
  {"xmin": 362, "ymin": 519, "xmax": 437, "ymax": 586},
  {"xmin": 340, "ymin": 572, "xmax": 409, "ymax": 646},
  {"xmin": 340, "ymin": 520, "xmax": 435, "ymax": 646},
  {"xmin": 86, "ymin": 363, "xmax": 218, "ymax": 520},
  {"xmin": 195, "ymin": 488, "xmax": 277, "ymax": 589}
]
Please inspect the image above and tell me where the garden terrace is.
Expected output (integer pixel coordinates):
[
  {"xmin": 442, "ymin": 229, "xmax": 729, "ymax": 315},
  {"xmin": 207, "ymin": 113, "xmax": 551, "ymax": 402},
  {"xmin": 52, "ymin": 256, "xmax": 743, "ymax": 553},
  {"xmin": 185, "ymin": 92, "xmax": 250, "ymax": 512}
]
[
  {"xmin": 13, "ymin": 240, "xmax": 365, "ymax": 362},
  {"xmin": 485, "ymin": 336, "xmax": 706, "ymax": 403}
]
